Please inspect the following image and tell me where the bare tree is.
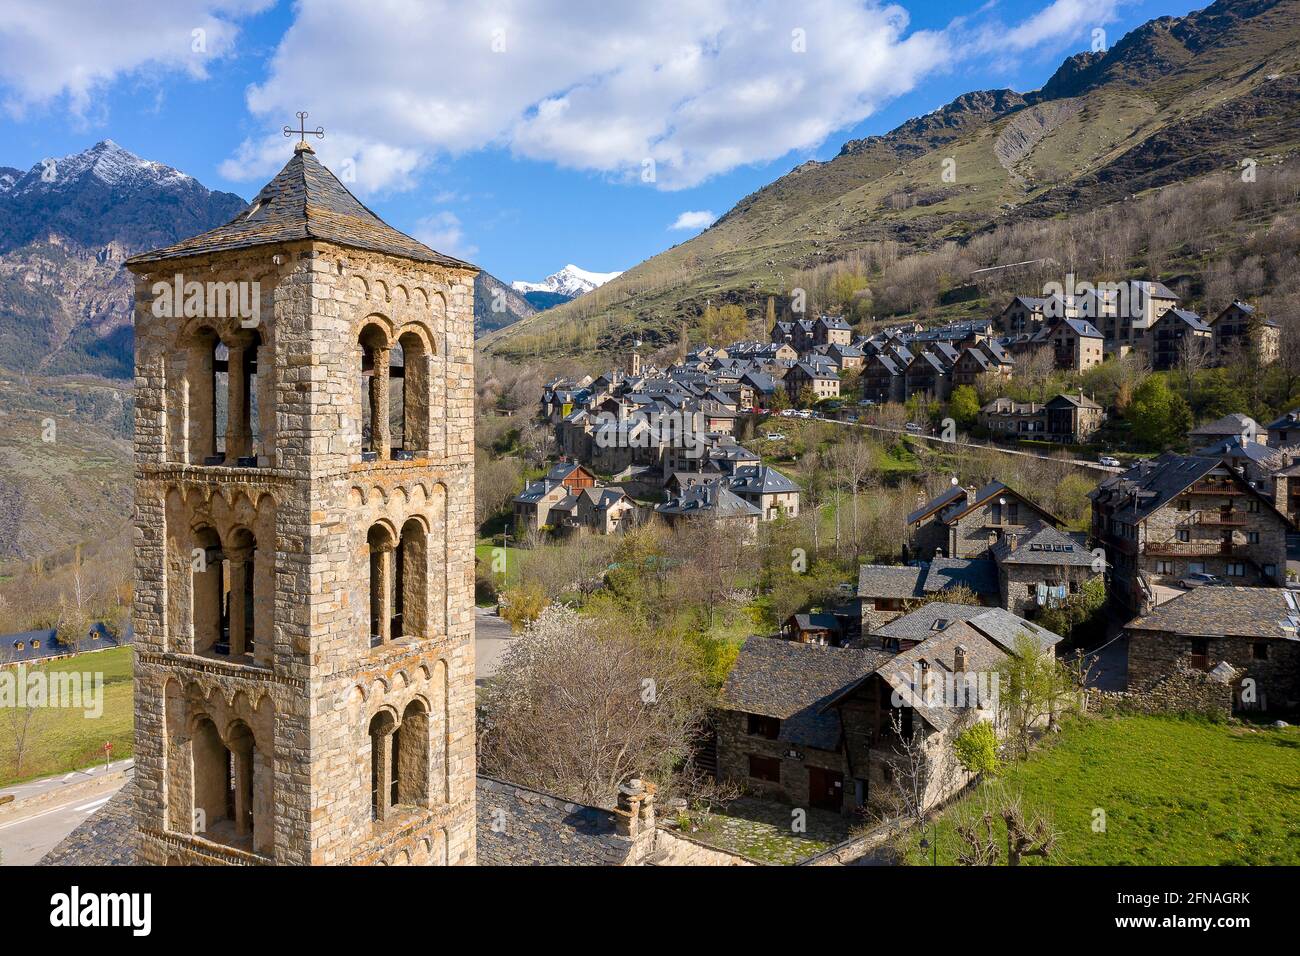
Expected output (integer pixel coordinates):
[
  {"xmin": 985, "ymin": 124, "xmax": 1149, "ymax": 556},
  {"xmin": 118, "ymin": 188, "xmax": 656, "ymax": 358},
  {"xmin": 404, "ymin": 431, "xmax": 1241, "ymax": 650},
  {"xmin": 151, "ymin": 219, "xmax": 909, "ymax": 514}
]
[
  {"xmin": 477, "ymin": 604, "xmax": 712, "ymax": 807},
  {"xmin": 954, "ymin": 784, "xmax": 1058, "ymax": 866}
]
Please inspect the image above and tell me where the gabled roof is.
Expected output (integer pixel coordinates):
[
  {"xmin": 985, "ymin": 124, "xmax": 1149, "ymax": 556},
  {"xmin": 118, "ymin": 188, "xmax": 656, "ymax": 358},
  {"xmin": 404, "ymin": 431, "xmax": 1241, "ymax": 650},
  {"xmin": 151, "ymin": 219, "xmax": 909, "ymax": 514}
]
[
  {"xmin": 126, "ymin": 146, "xmax": 473, "ymax": 269},
  {"xmin": 720, "ymin": 636, "xmax": 893, "ymax": 749},
  {"xmin": 654, "ymin": 481, "xmax": 761, "ymax": 518},
  {"xmin": 907, "ymin": 484, "xmax": 966, "ymax": 526},
  {"xmin": 726, "ymin": 464, "xmax": 800, "ymax": 495},
  {"xmin": 992, "ymin": 522, "xmax": 1095, "ymax": 567},
  {"xmin": 922, "ymin": 557, "xmax": 998, "ymax": 597},
  {"xmin": 1188, "ymin": 412, "xmax": 1258, "ymax": 438},
  {"xmin": 1126, "ymin": 587, "xmax": 1300, "ymax": 642},
  {"xmin": 857, "ymin": 564, "xmax": 925, "ymax": 599}
]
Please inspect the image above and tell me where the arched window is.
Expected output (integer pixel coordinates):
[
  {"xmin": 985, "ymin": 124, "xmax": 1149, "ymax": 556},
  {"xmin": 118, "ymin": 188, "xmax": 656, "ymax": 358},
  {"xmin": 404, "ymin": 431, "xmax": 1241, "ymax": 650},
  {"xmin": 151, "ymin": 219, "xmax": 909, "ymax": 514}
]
[
  {"xmin": 394, "ymin": 330, "xmax": 430, "ymax": 459},
  {"xmin": 367, "ymin": 524, "xmax": 397, "ymax": 647},
  {"xmin": 226, "ymin": 528, "xmax": 257, "ymax": 659},
  {"xmin": 226, "ymin": 329, "xmax": 261, "ymax": 464},
  {"xmin": 398, "ymin": 517, "xmax": 428, "ymax": 639},
  {"xmin": 192, "ymin": 717, "xmax": 257, "ymax": 847},
  {"xmin": 395, "ymin": 700, "xmax": 430, "ymax": 808},
  {"xmin": 212, "ymin": 340, "xmax": 229, "ymax": 462},
  {"xmin": 192, "ymin": 526, "xmax": 226, "ymax": 655},
  {"xmin": 359, "ymin": 324, "xmax": 391, "ymax": 462},
  {"xmin": 368, "ymin": 710, "xmax": 398, "ymax": 822}
]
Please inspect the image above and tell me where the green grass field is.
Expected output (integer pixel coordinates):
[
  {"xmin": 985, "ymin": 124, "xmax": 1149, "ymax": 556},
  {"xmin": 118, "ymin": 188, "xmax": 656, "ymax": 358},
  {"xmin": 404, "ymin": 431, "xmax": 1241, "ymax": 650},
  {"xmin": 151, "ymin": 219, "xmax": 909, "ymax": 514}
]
[
  {"xmin": 0, "ymin": 646, "xmax": 134, "ymax": 788},
  {"xmin": 902, "ymin": 715, "xmax": 1300, "ymax": 866}
]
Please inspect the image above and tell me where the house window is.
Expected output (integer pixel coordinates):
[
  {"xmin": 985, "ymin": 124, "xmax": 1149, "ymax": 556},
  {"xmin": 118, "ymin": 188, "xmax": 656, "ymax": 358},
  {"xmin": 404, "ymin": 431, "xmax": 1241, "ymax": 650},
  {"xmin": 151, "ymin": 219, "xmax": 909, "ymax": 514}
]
[
  {"xmin": 748, "ymin": 754, "xmax": 781, "ymax": 783},
  {"xmin": 1177, "ymin": 530, "xmax": 1190, "ymax": 543},
  {"xmin": 1226, "ymin": 563, "xmax": 1246, "ymax": 577},
  {"xmin": 1190, "ymin": 638, "xmax": 1209, "ymax": 670},
  {"xmin": 746, "ymin": 714, "xmax": 781, "ymax": 740},
  {"xmin": 1247, "ymin": 499, "xmax": 1260, "ymax": 513},
  {"xmin": 1247, "ymin": 532, "xmax": 1260, "ymax": 544},
  {"xmin": 1155, "ymin": 560, "xmax": 1173, "ymax": 575},
  {"xmin": 1253, "ymin": 641, "xmax": 1269, "ymax": 661},
  {"xmin": 1177, "ymin": 497, "xmax": 1191, "ymax": 512}
]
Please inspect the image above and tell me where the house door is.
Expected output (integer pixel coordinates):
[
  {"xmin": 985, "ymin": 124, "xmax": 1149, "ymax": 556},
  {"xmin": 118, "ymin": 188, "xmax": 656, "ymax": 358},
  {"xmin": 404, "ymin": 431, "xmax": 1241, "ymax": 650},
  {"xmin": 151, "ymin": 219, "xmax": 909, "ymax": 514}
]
[{"xmin": 808, "ymin": 767, "xmax": 843, "ymax": 812}]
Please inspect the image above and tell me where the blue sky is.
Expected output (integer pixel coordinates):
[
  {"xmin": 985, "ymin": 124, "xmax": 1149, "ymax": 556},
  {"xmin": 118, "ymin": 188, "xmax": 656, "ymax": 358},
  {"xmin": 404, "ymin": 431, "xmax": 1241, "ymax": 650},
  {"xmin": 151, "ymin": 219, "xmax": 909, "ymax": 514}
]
[{"xmin": 0, "ymin": 0, "xmax": 1196, "ymax": 284}]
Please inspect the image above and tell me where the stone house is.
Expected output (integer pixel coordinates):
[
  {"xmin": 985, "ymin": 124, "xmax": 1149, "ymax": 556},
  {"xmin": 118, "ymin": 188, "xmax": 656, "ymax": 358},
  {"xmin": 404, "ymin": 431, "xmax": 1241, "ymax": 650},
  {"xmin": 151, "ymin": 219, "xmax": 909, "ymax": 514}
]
[
  {"xmin": 654, "ymin": 481, "xmax": 761, "ymax": 536},
  {"xmin": 814, "ymin": 314, "xmax": 854, "ymax": 347},
  {"xmin": 1090, "ymin": 453, "xmax": 1293, "ymax": 613},
  {"xmin": 548, "ymin": 486, "xmax": 641, "ymax": 535},
  {"xmin": 1148, "ymin": 307, "xmax": 1213, "ymax": 371},
  {"xmin": 782, "ymin": 613, "xmax": 844, "ymax": 645},
  {"xmin": 1264, "ymin": 409, "xmax": 1300, "ymax": 448},
  {"xmin": 904, "ymin": 349, "xmax": 953, "ymax": 400},
  {"xmin": 1188, "ymin": 412, "xmax": 1262, "ymax": 449},
  {"xmin": 1124, "ymin": 586, "xmax": 1300, "ymax": 712},
  {"xmin": 861, "ymin": 352, "xmax": 908, "ymax": 404},
  {"xmin": 513, "ymin": 460, "xmax": 600, "ymax": 532},
  {"xmin": 725, "ymin": 463, "xmax": 801, "ymax": 520},
  {"xmin": 907, "ymin": 480, "xmax": 1061, "ymax": 561},
  {"xmin": 1209, "ymin": 300, "xmax": 1279, "ymax": 365},
  {"xmin": 856, "ymin": 564, "xmax": 926, "ymax": 632},
  {"xmin": 951, "ymin": 343, "xmax": 1013, "ymax": 389},
  {"xmin": 978, "ymin": 398, "xmax": 1045, "ymax": 437},
  {"xmin": 1045, "ymin": 392, "xmax": 1104, "ymax": 443},
  {"xmin": 785, "ymin": 361, "xmax": 840, "ymax": 402},
  {"xmin": 990, "ymin": 523, "xmax": 1102, "ymax": 617},
  {"xmin": 1044, "ymin": 317, "xmax": 1104, "ymax": 372},
  {"xmin": 714, "ymin": 608, "xmax": 1062, "ymax": 815}
]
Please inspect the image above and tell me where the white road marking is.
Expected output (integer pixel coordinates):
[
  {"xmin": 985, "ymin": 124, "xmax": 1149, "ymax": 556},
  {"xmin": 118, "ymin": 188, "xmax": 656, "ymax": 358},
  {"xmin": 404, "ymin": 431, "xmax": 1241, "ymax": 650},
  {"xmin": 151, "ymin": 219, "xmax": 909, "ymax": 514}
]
[{"xmin": 74, "ymin": 797, "xmax": 111, "ymax": 813}]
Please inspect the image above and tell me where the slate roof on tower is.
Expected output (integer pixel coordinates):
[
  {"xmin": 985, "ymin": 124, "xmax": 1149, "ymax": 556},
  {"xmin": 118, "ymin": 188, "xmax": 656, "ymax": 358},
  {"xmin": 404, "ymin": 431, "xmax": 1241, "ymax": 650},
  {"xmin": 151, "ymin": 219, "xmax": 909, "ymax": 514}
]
[{"xmin": 125, "ymin": 145, "xmax": 473, "ymax": 269}]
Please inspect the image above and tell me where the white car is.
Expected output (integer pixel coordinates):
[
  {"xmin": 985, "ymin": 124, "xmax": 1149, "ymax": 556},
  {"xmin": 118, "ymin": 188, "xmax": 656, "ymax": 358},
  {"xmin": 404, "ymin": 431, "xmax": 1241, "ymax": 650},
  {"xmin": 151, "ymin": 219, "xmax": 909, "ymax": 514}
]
[
  {"xmin": 764, "ymin": 432, "xmax": 787, "ymax": 442},
  {"xmin": 1098, "ymin": 456, "xmax": 1122, "ymax": 468},
  {"xmin": 904, "ymin": 422, "xmax": 923, "ymax": 434}
]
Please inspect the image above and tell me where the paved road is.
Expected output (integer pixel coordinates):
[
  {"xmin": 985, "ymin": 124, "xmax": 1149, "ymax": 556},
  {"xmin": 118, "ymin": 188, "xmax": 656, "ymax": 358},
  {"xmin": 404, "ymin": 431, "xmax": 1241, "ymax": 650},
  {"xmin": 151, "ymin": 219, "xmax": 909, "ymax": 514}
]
[
  {"xmin": 801, "ymin": 414, "xmax": 1125, "ymax": 476},
  {"xmin": 0, "ymin": 613, "xmax": 516, "ymax": 865},
  {"xmin": 0, "ymin": 760, "xmax": 134, "ymax": 866}
]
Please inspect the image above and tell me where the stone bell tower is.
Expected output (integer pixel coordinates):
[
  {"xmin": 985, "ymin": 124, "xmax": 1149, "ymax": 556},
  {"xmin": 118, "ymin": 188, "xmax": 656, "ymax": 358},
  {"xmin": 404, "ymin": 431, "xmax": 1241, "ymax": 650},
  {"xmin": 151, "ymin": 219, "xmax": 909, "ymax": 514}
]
[{"xmin": 125, "ymin": 135, "xmax": 476, "ymax": 865}]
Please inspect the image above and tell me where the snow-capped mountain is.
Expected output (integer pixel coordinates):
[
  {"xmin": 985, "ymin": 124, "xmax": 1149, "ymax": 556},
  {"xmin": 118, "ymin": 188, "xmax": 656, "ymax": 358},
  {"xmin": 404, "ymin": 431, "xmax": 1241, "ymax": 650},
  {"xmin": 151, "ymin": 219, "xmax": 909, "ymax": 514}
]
[
  {"xmin": 4, "ymin": 139, "xmax": 199, "ymax": 198},
  {"xmin": 512, "ymin": 263, "xmax": 622, "ymax": 299}
]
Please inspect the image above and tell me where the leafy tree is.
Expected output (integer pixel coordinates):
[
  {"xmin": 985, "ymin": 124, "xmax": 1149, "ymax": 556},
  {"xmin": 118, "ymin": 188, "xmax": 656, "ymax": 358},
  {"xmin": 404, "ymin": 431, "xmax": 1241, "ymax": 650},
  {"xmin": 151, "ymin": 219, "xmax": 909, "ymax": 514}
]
[
  {"xmin": 997, "ymin": 631, "xmax": 1082, "ymax": 758},
  {"xmin": 948, "ymin": 385, "xmax": 981, "ymax": 431},
  {"xmin": 1125, "ymin": 375, "xmax": 1192, "ymax": 450},
  {"xmin": 953, "ymin": 721, "xmax": 1001, "ymax": 776},
  {"xmin": 499, "ymin": 581, "xmax": 546, "ymax": 632}
]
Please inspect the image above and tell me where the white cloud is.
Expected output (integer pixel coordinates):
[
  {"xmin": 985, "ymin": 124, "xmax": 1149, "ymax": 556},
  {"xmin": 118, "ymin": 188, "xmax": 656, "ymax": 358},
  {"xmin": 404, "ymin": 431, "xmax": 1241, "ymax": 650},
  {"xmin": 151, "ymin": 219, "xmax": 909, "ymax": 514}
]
[
  {"xmin": 669, "ymin": 210, "xmax": 717, "ymax": 231},
  {"xmin": 0, "ymin": 0, "xmax": 271, "ymax": 118},
  {"xmin": 231, "ymin": 0, "xmax": 956, "ymax": 191},
  {"xmin": 413, "ymin": 210, "xmax": 477, "ymax": 260},
  {"xmin": 969, "ymin": 0, "xmax": 1120, "ymax": 55}
]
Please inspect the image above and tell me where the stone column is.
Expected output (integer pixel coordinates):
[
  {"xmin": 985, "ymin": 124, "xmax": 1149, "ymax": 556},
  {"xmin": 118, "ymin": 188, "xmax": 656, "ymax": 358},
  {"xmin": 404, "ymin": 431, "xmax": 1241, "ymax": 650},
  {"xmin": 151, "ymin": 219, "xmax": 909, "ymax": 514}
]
[
  {"xmin": 233, "ymin": 747, "xmax": 253, "ymax": 837},
  {"xmin": 374, "ymin": 732, "xmax": 393, "ymax": 823},
  {"xmin": 226, "ymin": 343, "xmax": 250, "ymax": 460},
  {"xmin": 226, "ymin": 545, "xmax": 252, "ymax": 657},
  {"xmin": 373, "ymin": 541, "xmax": 393, "ymax": 646},
  {"xmin": 370, "ymin": 346, "xmax": 391, "ymax": 460}
]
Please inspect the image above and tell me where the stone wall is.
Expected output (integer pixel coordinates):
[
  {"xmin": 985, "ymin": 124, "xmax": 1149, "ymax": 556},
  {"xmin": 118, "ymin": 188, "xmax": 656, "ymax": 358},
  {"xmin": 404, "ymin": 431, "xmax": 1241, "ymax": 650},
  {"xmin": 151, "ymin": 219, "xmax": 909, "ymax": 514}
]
[
  {"xmin": 1127, "ymin": 629, "xmax": 1300, "ymax": 712},
  {"xmin": 652, "ymin": 828, "xmax": 759, "ymax": 866},
  {"xmin": 714, "ymin": 710, "xmax": 855, "ymax": 814},
  {"xmin": 1093, "ymin": 658, "xmax": 1236, "ymax": 718}
]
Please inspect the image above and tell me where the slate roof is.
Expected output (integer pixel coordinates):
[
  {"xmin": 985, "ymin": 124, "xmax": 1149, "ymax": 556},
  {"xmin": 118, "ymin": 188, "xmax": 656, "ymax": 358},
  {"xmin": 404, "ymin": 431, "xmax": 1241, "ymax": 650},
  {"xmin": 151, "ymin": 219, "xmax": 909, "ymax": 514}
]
[
  {"xmin": 922, "ymin": 557, "xmax": 998, "ymax": 597},
  {"xmin": 870, "ymin": 623, "xmax": 1007, "ymax": 731},
  {"xmin": 476, "ymin": 776, "xmax": 639, "ymax": 866},
  {"xmin": 655, "ymin": 482, "xmax": 761, "ymax": 518},
  {"xmin": 868, "ymin": 603, "xmax": 1062, "ymax": 655},
  {"xmin": 1265, "ymin": 409, "xmax": 1300, "ymax": 432},
  {"xmin": 727, "ymin": 464, "xmax": 799, "ymax": 495},
  {"xmin": 992, "ymin": 522, "xmax": 1095, "ymax": 567},
  {"xmin": 1188, "ymin": 413, "xmax": 1258, "ymax": 439},
  {"xmin": 871, "ymin": 602, "xmax": 989, "ymax": 642},
  {"xmin": 40, "ymin": 777, "xmax": 646, "ymax": 867},
  {"xmin": 1089, "ymin": 453, "xmax": 1240, "ymax": 522},
  {"xmin": 3, "ymin": 623, "xmax": 130, "ymax": 664},
  {"xmin": 1125, "ymin": 587, "xmax": 1300, "ymax": 642},
  {"xmin": 720, "ymin": 636, "xmax": 892, "ymax": 750},
  {"xmin": 907, "ymin": 484, "xmax": 966, "ymax": 525},
  {"xmin": 857, "ymin": 564, "xmax": 925, "ymax": 599},
  {"xmin": 1046, "ymin": 391, "xmax": 1102, "ymax": 410},
  {"xmin": 126, "ymin": 145, "xmax": 473, "ymax": 269}
]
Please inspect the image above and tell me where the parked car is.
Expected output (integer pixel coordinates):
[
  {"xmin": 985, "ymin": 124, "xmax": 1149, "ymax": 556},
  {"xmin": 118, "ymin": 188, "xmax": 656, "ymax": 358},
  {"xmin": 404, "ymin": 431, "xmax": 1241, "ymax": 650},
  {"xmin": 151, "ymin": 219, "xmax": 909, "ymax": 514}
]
[
  {"xmin": 1178, "ymin": 571, "xmax": 1223, "ymax": 589},
  {"xmin": 904, "ymin": 422, "xmax": 923, "ymax": 434},
  {"xmin": 764, "ymin": 432, "xmax": 787, "ymax": 442},
  {"xmin": 1098, "ymin": 456, "xmax": 1122, "ymax": 468},
  {"xmin": 779, "ymin": 408, "xmax": 799, "ymax": 418}
]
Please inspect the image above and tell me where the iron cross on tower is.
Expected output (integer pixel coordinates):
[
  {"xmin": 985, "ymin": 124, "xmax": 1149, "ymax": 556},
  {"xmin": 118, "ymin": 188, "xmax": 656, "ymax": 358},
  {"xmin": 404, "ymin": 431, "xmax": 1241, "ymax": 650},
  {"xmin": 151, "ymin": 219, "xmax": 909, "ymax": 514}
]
[{"xmin": 284, "ymin": 111, "xmax": 325, "ymax": 146}]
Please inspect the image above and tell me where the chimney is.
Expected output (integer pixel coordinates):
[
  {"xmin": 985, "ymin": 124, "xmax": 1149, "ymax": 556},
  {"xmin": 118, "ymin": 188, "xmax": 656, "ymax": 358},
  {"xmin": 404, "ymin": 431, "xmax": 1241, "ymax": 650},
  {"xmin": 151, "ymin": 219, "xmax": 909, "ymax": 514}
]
[
  {"xmin": 954, "ymin": 643, "xmax": 968, "ymax": 672},
  {"xmin": 614, "ymin": 778, "xmax": 657, "ymax": 865}
]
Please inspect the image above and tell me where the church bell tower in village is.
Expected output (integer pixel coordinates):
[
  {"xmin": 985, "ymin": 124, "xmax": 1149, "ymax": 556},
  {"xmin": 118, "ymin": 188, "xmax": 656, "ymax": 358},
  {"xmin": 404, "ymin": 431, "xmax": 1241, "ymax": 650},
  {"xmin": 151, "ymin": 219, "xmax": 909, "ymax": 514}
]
[{"xmin": 125, "ymin": 127, "xmax": 477, "ymax": 865}]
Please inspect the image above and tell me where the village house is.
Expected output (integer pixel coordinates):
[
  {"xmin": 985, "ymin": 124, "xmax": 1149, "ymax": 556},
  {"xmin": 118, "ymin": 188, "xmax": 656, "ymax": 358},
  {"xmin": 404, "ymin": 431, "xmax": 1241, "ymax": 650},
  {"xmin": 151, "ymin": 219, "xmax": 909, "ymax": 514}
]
[
  {"xmin": 1044, "ymin": 316, "xmax": 1105, "ymax": 372},
  {"xmin": 978, "ymin": 398, "xmax": 1045, "ymax": 437},
  {"xmin": 785, "ymin": 361, "xmax": 841, "ymax": 402},
  {"xmin": 714, "ymin": 608, "xmax": 1063, "ymax": 816},
  {"xmin": 990, "ymin": 522, "xmax": 1102, "ymax": 617},
  {"xmin": 951, "ymin": 342, "xmax": 1014, "ymax": 389},
  {"xmin": 1090, "ymin": 453, "xmax": 1293, "ymax": 613},
  {"xmin": 654, "ymin": 481, "xmax": 762, "ymax": 535},
  {"xmin": 1045, "ymin": 392, "xmax": 1105, "ymax": 443},
  {"xmin": 1264, "ymin": 409, "xmax": 1300, "ymax": 448},
  {"xmin": 861, "ymin": 351, "xmax": 909, "ymax": 404},
  {"xmin": 907, "ymin": 480, "xmax": 1062, "ymax": 560},
  {"xmin": 1123, "ymin": 586, "xmax": 1300, "ymax": 712},
  {"xmin": 725, "ymin": 463, "xmax": 801, "ymax": 520},
  {"xmin": 513, "ymin": 462, "xmax": 639, "ymax": 535},
  {"xmin": 904, "ymin": 348, "xmax": 954, "ymax": 400},
  {"xmin": 1209, "ymin": 300, "xmax": 1279, "ymax": 365},
  {"xmin": 1148, "ymin": 308, "xmax": 1213, "ymax": 371}
]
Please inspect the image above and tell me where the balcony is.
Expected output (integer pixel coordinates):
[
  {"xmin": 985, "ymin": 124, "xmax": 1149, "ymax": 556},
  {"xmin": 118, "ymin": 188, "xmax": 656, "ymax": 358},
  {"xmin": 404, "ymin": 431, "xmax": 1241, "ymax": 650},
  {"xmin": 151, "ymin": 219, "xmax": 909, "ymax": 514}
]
[
  {"xmin": 1187, "ymin": 482, "xmax": 1243, "ymax": 496},
  {"xmin": 1144, "ymin": 540, "xmax": 1235, "ymax": 557}
]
